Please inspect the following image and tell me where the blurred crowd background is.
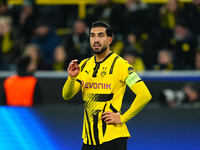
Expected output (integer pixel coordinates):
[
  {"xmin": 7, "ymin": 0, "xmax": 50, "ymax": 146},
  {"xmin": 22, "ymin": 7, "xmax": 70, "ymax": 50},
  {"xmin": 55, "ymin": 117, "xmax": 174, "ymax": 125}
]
[
  {"xmin": 1, "ymin": 0, "xmax": 200, "ymax": 72},
  {"xmin": 0, "ymin": 0, "xmax": 200, "ymax": 108},
  {"xmin": 0, "ymin": 1, "xmax": 200, "ymax": 149}
]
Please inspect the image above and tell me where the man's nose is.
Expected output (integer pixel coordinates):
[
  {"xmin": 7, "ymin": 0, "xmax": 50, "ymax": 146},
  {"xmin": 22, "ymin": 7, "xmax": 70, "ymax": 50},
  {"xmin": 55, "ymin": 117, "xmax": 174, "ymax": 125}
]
[
  {"xmin": 93, "ymin": 36, "xmax": 100, "ymax": 42},
  {"xmin": 94, "ymin": 39, "xmax": 99, "ymax": 43}
]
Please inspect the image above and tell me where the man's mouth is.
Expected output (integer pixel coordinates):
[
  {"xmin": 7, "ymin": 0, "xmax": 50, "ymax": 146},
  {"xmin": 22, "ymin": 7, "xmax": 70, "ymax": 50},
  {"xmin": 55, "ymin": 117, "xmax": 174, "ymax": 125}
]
[{"xmin": 93, "ymin": 43, "xmax": 101, "ymax": 48}]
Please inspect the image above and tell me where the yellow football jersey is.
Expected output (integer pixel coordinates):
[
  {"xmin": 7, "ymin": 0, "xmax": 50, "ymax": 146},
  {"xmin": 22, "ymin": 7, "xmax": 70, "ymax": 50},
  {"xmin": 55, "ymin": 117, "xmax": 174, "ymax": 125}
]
[{"xmin": 76, "ymin": 52, "xmax": 140, "ymax": 145}]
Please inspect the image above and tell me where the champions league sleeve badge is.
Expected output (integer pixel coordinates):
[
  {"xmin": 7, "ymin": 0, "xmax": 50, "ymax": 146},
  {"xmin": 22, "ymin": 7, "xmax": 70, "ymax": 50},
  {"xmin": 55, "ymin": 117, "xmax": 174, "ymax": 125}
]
[{"xmin": 128, "ymin": 67, "xmax": 134, "ymax": 74}]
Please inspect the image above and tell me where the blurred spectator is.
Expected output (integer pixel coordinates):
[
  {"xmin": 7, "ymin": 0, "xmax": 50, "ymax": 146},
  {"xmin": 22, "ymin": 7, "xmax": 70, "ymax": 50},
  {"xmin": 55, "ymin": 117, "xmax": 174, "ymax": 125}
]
[
  {"xmin": 85, "ymin": 0, "xmax": 123, "ymax": 33},
  {"xmin": 110, "ymin": 34, "xmax": 124, "ymax": 55},
  {"xmin": 183, "ymin": 0, "xmax": 200, "ymax": 37},
  {"xmin": 51, "ymin": 45, "xmax": 72, "ymax": 71},
  {"xmin": 0, "ymin": 0, "xmax": 10, "ymax": 17},
  {"xmin": 0, "ymin": 16, "xmax": 25, "ymax": 70},
  {"xmin": 122, "ymin": 30, "xmax": 147, "ymax": 70},
  {"xmin": 159, "ymin": 0, "xmax": 184, "ymax": 31},
  {"xmin": 153, "ymin": 49, "xmax": 175, "ymax": 70},
  {"xmin": 64, "ymin": 19, "xmax": 90, "ymax": 60},
  {"xmin": 194, "ymin": 48, "xmax": 200, "ymax": 70},
  {"xmin": 183, "ymin": 82, "xmax": 200, "ymax": 103},
  {"xmin": 157, "ymin": 0, "xmax": 186, "ymax": 52},
  {"xmin": 31, "ymin": 19, "xmax": 61, "ymax": 65},
  {"xmin": 121, "ymin": 0, "xmax": 156, "ymax": 35},
  {"xmin": 123, "ymin": 51, "xmax": 145, "ymax": 71},
  {"xmin": 0, "ymin": 0, "xmax": 20, "ymax": 26},
  {"xmin": 166, "ymin": 20, "xmax": 198, "ymax": 69},
  {"xmin": 125, "ymin": 0, "xmax": 147, "ymax": 11},
  {"xmin": 23, "ymin": 43, "xmax": 47, "ymax": 70},
  {"xmin": 85, "ymin": 0, "xmax": 113, "ymax": 25},
  {"xmin": 161, "ymin": 82, "xmax": 200, "ymax": 108},
  {"xmin": 18, "ymin": 1, "xmax": 38, "ymax": 42},
  {"xmin": 121, "ymin": 0, "xmax": 159, "ymax": 69},
  {"xmin": 37, "ymin": 4, "xmax": 77, "ymax": 28},
  {"xmin": 0, "ymin": 56, "xmax": 43, "ymax": 106},
  {"xmin": 123, "ymin": 30, "xmax": 143, "ymax": 56}
]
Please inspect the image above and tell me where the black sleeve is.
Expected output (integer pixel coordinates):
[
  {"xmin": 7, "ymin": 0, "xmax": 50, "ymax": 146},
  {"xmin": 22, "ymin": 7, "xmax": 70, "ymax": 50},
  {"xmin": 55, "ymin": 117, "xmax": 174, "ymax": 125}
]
[{"xmin": 33, "ymin": 81, "xmax": 44, "ymax": 106}]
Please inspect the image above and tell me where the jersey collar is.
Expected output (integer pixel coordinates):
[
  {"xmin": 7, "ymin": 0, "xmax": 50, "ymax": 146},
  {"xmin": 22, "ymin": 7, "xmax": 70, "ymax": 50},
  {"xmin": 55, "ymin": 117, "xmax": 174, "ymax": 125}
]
[{"xmin": 94, "ymin": 52, "xmax": 113, "ymax": 64}]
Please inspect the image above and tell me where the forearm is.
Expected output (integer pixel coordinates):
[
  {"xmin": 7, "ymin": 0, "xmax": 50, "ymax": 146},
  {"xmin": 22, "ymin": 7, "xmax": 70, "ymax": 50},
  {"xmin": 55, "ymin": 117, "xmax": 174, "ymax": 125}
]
[
  {"xmin": 62, "ymin": 76, "xmax": 81, "ymax": 100},
  {"xmin": 120, "ymin": 81, "xmax": 152, "ymax": 123}
]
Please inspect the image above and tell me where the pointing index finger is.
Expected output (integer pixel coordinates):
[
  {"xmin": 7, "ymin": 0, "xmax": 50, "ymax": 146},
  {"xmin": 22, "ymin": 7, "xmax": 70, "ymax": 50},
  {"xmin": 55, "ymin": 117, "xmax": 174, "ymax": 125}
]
[
  {"xmin": 71, "ymin": 59, "xmax": 78, "ymax": 65},
  {"xmin": 73, "ymin": 59, "xmax": 78, "ymax": 63}
]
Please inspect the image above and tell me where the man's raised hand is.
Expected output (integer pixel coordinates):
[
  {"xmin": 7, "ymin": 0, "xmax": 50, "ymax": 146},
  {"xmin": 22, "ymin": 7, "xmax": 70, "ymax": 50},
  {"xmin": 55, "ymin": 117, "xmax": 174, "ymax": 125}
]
[{"xmin": 67, "ymin": 60, "xmax": 80, "ymax": 78}]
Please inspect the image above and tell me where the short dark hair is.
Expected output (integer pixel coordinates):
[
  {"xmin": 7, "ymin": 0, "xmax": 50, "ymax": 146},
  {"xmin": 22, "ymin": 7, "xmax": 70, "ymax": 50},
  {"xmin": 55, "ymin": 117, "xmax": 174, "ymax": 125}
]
[
  {"xmin": 89, "ymin": 21, "xmax": 113, "ymax": 37},
  {"xmin": 17, "ymin": 56, "xmax": 31, "ymax": 72}
]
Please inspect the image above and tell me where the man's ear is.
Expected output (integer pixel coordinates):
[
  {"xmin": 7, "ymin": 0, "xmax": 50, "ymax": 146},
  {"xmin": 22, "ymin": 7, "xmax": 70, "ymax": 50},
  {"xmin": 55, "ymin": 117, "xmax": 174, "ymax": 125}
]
[{"xmin": 109, "ymin": 37, "xmax": 113, "ymax": 44}]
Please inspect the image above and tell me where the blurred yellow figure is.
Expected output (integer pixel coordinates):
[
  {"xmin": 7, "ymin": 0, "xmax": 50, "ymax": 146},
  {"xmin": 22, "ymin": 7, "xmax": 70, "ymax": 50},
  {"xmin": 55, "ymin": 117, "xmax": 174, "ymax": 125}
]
[{"xmin": 123, "ymin": 52, "xmax": 145, "ymax": 72}]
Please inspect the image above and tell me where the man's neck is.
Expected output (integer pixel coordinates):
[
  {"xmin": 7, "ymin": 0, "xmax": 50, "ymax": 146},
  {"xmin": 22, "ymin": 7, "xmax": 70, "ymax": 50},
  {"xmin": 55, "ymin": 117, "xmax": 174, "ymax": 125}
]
[{"xmin": 95, "ymin": 49, "xmax": 111, "ymax": 62}]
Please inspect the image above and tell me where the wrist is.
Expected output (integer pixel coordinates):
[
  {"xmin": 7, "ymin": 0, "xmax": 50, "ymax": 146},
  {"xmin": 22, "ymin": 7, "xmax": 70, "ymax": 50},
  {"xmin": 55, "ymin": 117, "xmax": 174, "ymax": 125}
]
[
  {"xmin": 120, "ymin": 115, "xmax": 126, "ymax": 123},
  {"xmin": 116, "ymin": 112, "xmax": 122, "ymax": 124},
  {"xmin": 68, "ymin": 76, "xmax": 77, "ymax": 82}
]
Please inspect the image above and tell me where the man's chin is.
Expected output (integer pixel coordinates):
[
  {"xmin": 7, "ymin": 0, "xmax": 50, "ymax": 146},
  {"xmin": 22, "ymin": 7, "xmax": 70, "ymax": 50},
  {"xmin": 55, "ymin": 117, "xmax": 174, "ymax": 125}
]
[
  {"xmin": 93, "ymin": 50, "xmax": 104, "ymax": 54},
  {"xmin": 92, "ymin": 49, "xmax": 102, "ymax": 54},
  {"xmin": 91, "ymin": 46, "xmax": 107, "ymax": 54},
  {"xmin": 94, "ymin": 48, "xmax": 101, "ymax": 53},
  {"xmin": 94, "ymin": 48, "xmax": 100, "ymax": 51}
]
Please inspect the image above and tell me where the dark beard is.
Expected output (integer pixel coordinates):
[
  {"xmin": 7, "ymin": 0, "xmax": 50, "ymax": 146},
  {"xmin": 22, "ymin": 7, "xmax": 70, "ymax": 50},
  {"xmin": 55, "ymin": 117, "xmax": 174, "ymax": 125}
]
[{"xmin": 91, "ymin": 46, "xmax": 107, "ymax": 54}]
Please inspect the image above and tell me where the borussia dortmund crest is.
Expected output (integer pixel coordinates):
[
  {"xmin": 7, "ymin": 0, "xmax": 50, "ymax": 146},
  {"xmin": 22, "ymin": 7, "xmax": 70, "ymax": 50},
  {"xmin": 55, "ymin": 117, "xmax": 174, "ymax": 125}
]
[{"xmin": 100, "ymin": 67, "xmax": 107, "ymax": 77}]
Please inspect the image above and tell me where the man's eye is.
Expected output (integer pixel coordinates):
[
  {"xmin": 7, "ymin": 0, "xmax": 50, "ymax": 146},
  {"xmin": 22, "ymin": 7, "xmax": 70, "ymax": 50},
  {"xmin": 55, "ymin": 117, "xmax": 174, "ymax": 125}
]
[
  {"xmin": 90, "ymin": 34, "xmax": 95, "ymax": 37},
  {"xmin": 99, "ymin": 33, "xmax": 105, "ymax": 37}
]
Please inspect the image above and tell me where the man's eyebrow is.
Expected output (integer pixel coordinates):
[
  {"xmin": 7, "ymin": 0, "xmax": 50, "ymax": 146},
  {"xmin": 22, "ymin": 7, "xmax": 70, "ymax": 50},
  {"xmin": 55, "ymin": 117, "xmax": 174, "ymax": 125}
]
[
  {"xmin": 90, "ymin": 32, "xmax": 105, "ymax": 34},
  {"xmin": 98, "ymin": 32, "xmax": 105, "ymax": 34}
]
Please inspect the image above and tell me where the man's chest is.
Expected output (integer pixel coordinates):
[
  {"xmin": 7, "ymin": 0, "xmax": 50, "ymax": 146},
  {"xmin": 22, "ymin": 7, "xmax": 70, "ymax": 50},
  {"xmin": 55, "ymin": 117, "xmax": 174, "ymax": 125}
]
[{"xmin": 80, "ymin": 63, "xmax": 119, "ymax": 92}]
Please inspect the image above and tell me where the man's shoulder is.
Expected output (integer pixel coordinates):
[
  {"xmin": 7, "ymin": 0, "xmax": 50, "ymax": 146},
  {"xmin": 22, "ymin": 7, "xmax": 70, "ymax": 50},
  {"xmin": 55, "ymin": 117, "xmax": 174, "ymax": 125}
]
[
  {"xmin": 111, "ymin": 53, "xmax": 129, "ymax": 65},
  {"xmin": 79, "ymin": 56, "xmax": 94, "ymax": 70},
  {"xmin": 4, "ymin": 75, "xmax": 37, "ymax": 85},
  {"xmin": 80, "ymin": 58, "xmax": 89, "ymax": 65},
  {"xmin": 80, "ymin": 56, "xmax": 94, "ymax": 64},
  {"xmin": 4, "ymin": 75, "xmax": 17, "ymax": 84},
  {"xmin": 112, "ymin": 53, "xmax": 135, "ymax": 75}
]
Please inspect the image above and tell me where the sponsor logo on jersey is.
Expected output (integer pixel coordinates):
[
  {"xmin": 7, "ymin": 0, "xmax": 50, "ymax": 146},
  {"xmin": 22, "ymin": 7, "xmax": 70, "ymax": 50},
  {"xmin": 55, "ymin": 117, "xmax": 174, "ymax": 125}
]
[{"xmin": 81, "ymin": 80, "xmax": 111, "ymax": 89}]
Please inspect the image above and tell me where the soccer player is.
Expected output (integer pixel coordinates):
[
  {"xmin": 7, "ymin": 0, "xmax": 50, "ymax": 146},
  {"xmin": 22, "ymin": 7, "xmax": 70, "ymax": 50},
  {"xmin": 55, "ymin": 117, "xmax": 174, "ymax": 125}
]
[{"xmin": 62, "ymin": 21, "xmax": 152, "ymax": 150}]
